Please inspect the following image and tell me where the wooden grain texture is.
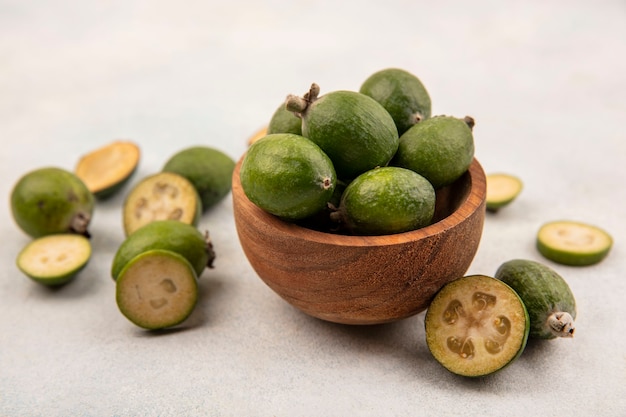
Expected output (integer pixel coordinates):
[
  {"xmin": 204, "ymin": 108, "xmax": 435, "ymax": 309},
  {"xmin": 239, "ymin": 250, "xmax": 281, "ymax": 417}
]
[{"xmin": 232, "ymin": 158, "xmax": 487, "ymax": 325}]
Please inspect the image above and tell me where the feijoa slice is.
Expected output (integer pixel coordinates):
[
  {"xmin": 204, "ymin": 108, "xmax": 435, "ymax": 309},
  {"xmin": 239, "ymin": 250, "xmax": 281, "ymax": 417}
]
[
  {"xmin": 331, "ymin": 167, "xmax": 435, "ymax": 235},
  {"xmin": 393, "ymin": 115, "xmax": 475, "ymax": 189},
  {"xmin": 162, "ymin": 146, "xmax": 235, "ymax": 211},
  {"xmin": 122, "ymin": 172, "xmax": 202, "ymax": 236},
  {"xmin": 536, "ymin": 220, "xmax": 613, "ymax": 266},
  {"xmin": 11, "ymin": 167, "xmax": 95, "ymax": 238},
  {"xmin": 239, "ymin": 133, "xmax": 337, "ymax": 220},
  {"xmin": 16, "ymin": 234, "xmax": 91, "ymax": 286},
  {"xmin": 111, "ymin": 220, "xmax": 214, "ymax": 280},
  {"xmin": 495, "ymin": 259, "xmax": 576, "ymax": 339},
  {"xmin": 116, "ymin": 249, "xmax": 198, "ymax": 330},
  {"xmin": 485, "ymin": 173, "xmax": 523, "ymax": 212},
  {"xmin": 360, "ymin": 68, "xmax": 432, "ymax": 135},
  {"xmin": 286, "ymin": 84, "xmax": 399, "ymax": 180},
  {"xmin": 75, "ymin": 140, "xmax": 140, "ymax": 199},
  {"xmin": 425, "ymin": 275, "xmax": 530, "ymax": 377}
]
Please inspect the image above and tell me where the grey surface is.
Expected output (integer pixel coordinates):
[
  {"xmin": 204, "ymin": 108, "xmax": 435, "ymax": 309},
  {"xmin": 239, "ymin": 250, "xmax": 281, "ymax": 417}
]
[{"xmin": 1, "ymin": 1, "xmax": 625, "ymax": 416}]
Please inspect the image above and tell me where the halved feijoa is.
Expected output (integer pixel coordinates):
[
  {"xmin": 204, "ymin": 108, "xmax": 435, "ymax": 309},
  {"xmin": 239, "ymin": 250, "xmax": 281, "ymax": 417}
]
[
  {"xmin": 425, "ymin": 275, "xmax": 529, "ymax": 377},
  {"xmin": 286, "ymin": 84, "xmax": 399, "ymax": 180},
  {"xmin": 331, "ymin": 166, "xmax": 435, "ymax": 235},
  {"xmin": 75, "ymin": 140, "xmax": 140, "ymax": 199},
  {"xmin": 162, "ymin": 146, "xmax": 235, "ymax": 211},
  {"xmin": 122, "ymin": 172, "xmax": 201, "ymax": 236},
  {"xmin": 116, "ymin": 249, "xmax": 198, "ymax": 330},
  {"xmin": 11, "ymin": 167, "xmax": 95, "ymax": 238},
  {"xmin": 495, "ymin": 259, "xmax": 576, "ymax": 339},
  {"xmin": 239, "ymin": 133, "xmax": 337, "ymax": 220},
  {"xmin": 536, "ymin": 220, "xmax": 613, "ymax": 266},
  {"xmin": 393, "ymin": 115, "xmax": 475, "ymax": 189},
  {"xmin": 111, "ymin": 220, "xmax": 214, "ymax": 280},
  {"xmin": 359, "ymin": 68, "xmax": 432, "ymax": 135},
  {"xmin": 485, "ymin": 173, "xmax": 523, "ymax": 212},
  {"xmin": 16, "ymin": 234, "xmax": 91, "ymax": 286}
]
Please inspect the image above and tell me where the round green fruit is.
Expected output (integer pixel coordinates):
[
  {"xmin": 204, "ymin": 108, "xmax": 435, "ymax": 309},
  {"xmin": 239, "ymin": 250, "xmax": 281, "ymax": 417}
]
[
  {"xmin": 111, "ymin": 220, "xmax": 214, "ymax": 280},
  {"xmin": 360, "ymin": 67, "xmax": 432, "ymax": 135},
  {"xmin": 331, "ymin": 167, "xmax": 435, "ymax": 235},
  {"xmin": 239, "ymin": 133, "xmax": 337, "ymax": 220},
  {"xmin": 286, "ymin": 84, "xmax": 399, "ymax": 180},
  {"xmin": 393, "ymin": 115, "xmax": 475, "ymax": 189},
  {"xmin": 267, "ymin": 102, "xmax": 302, "ymax": 135},
  {"xmin": 11, "ymin": 167, "xmax": 95, "ymax": 238},
  {"xmin": 162, "ymin": 146, "xmax": 235, "ymax": 211}
]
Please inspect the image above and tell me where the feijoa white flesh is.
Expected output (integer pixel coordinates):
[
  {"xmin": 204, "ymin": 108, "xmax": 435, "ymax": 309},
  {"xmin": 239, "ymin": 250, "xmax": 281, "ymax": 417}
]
[
  {"xmin": 116, "ymin": 249, "xmax": 198, "ymax": 330},
  {"xmin": 16, "ymin": 234, "xmax": 91, "ymax": 286},
  {"xmin": 537, "ymin": 220, "xmax": 613, "ymax": 266},
  {"xmin": 485, "ymin": 173, "xmax": 523, "ymax": 212},
  {"xmin": 122, "ymin": 172, "xmax": 201, "ymax": 236},
  {"xmin": 425, "ymin": 275, "xmax": 530, "ymax": 377}
]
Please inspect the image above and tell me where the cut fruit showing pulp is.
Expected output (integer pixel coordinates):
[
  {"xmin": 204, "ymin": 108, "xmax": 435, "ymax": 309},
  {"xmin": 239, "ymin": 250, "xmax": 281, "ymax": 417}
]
[{"xmin": 536, "ymin": 220, "xmax": 613, "ymax": 266}]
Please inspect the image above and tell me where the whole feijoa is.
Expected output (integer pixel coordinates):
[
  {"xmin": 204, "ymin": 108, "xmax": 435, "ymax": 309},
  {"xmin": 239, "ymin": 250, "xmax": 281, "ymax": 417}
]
[
  {"xmin": 11, "ymin": 167, "xmax": 95, "ymax": 238},
  {"xmin": 162, "ymin": 146, "xmax": 235, "ymax": 211},
  {"xmin": 331, "ymin": 166, "xmax": 435, "ymax": 236},
  {"xmin": 286, "ymin": 84, "xmax": 399, "ymax": 180},
  {"xmin": 360, "ymin": 68, "xmax": 432, "ymax": 135},
  {"xmin": 267, "ymin": 102, "xmax": 302, "ymax": 135},
  {"xmin": 239, "ymin": 133, "xmax": 337, "ymax": 220},
  {"xmin": 393, "ymin": 115, "xmax": 475, "ymax": 189}
]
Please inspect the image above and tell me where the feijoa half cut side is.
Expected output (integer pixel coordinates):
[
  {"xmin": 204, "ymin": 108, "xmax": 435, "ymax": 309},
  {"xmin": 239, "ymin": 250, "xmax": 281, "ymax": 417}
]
[
  {"xmin": 485, "ymin": 173, "xmax": 523, "ymax": 212},
  {"xmin": 75, "ymin": 140, "xmax": 140, "ymax": 199},
  {"xmin": 122, "ymin": 172, "xmax": 201, "ymax": 236},
  {"xmin": 111, "ymin": 220, "xmax": 214, "ymax": 280},
  {"xmin": 425, "ymin": 275, "xmax": 529, "ymax": 377},
  {"xmin": 16, "ymin": 234, "xmax": 92, "ymax": 286},
  {"xmin": 536, "ymin": 220, "xmax": 613, "ymax": 266},
  {"xmin": 495, "ymin": 259, "xmax": 576, "ymax": 339},
  {"xmin": 116, "ymin": 249, "xmax": 198, "ymax": 330}
]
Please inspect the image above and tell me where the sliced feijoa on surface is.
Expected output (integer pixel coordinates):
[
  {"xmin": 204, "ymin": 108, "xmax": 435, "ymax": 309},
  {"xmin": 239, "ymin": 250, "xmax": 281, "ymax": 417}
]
[
  {"xmin": 425, "ymin": 275, "xmax": 529, "ymax": 377},
  {"xmin": 115, "ymin": 249, "xmax": 198, "ymax": 330},
  {"xmin": 536, "ymin": 220, "xmax": 613, "ymax": 266},
  {"xmin": 122, "ymin": 172, "xmax": 201, "ymax": 236},
  {"xmin": 485, "ymin": 173, "xmax": 523, "ymax": 212},
  {"xmin": 16, "ymin": 234, "xmax": 92, "ymax": 286},
  {"xmin": 75, "ymin": 140, "xmax": 140, "ymax": 199}
]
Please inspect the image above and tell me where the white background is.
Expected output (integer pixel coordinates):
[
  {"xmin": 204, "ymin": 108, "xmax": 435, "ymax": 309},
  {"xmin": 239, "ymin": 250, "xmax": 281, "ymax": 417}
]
[{"xmin": 1, "ymin": 1, "xmax": 625, "ymax": 416}]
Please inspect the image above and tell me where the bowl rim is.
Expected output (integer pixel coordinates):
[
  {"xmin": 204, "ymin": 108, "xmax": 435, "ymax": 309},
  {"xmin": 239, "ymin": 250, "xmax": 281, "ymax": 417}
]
[{"xmin": 232, "ymin": 157, "xmax": 486, "ymax": 247}]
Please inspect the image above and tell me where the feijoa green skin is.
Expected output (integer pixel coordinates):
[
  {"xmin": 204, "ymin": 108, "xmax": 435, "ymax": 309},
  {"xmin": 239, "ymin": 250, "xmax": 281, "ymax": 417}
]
[
  {"xmin": 267, "ymin": 102, "xmax": 302, "ymax": 135},
  {"xmin": 116, "ymin": 249, "xmax": 198, "ymax": 330},
  {"xmin": 331, "ymin": 167, "xmax": 435, "ymax": 235},
  {"xmin": 393, "ymin": 115, "xmax": 475, "ymax": 189},
  {"xmin": 495, "ymin": 259, "xmax": 576, "ymax": 339},
  {"xmin": 162, "ymin": 146, "xmax": 235, "ymax": 211},
  {"xmin": 111, "ymin": 220, "xmax": 214, "ymax": 280},
  {"xmin": 360, "ymin": 68, "xmax": 432, "ymax": 135},
  {"xmin": 425, "ymin": 275, "xmax": 530, "ymax": 377},
  {"xmin": 286, "ymin": 84, "xmax": 399, "ymax": 180},
  {"xmin": 11, "ymin": 167, "xmax": 95, "ymax": 238},
  {"xmin": 240, "ymin": 133, "xmax": 337, "ymax": 220}
]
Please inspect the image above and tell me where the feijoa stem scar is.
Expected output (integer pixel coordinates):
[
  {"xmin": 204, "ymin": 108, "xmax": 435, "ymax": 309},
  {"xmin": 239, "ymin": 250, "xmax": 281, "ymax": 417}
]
[
  {"xmin": 285, "ymin": 83, "xmax": 321, "ymax": 115},
  {"xmin": 547, "ymin": 312, "xmax": 575, "ymax": 338}
]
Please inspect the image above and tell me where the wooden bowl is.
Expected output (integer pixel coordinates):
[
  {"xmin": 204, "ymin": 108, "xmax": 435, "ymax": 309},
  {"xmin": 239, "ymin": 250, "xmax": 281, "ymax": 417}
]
[{"xmin": 232, "ymin": 158, "xmax": 487, "ymax": 325}]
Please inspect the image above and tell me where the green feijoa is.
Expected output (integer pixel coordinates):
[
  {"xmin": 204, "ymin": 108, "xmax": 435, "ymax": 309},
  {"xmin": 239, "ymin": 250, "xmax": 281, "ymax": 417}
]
[
  {"xmin": 267, "ymin": 102, "xmax": 302, "ymax": 135},
  {"xmin": 16, "ymin": 234, "xmax": 92, "ymax": 286},
  {"xmin": 360, "ymin": 68, "xmax": 432, "ymax": 135},
  {"xmin": 116, "ymin": 249, "xmax": 198, "ymax": 330},
  {"xmin": 331, "ymin": 167, "xmax": 435, "ymax": 235},
  {"xmin": 122, "ymin": 172, "xmax": 202, "ymax": 236},
  {"xmin": 286, "ymin": 84, "xmax": 399, "ymax": 180},
  {"xmin": 495, "ymin": 259, "xmax": 577, "ymax": 339},
  {"xmin": 425, "ymin": 275, "xmax": 530, "ymax": 377},
  {"xmin": 239, "ymin": 133, "xmax": 337, "ymax": 220},
  {"xmin": 536, "ymin": 220, "xmax": 613, "ymax": 266},
  {"xmin": 162, "ymin": 146, "xmax": 235, "ymax": 211},
  {"xmin": 11, "ymin": 167, "xmax": 95, "ymax": 238},
  {"xmin": 111, "ymin": 220, "xmax": 214, "ymax": 280},
  {"xmin": 393, "ymin": 115, "xmax": 475, "ymax": 189}
]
